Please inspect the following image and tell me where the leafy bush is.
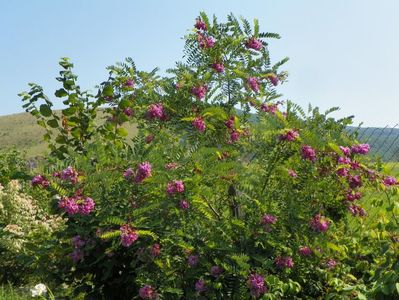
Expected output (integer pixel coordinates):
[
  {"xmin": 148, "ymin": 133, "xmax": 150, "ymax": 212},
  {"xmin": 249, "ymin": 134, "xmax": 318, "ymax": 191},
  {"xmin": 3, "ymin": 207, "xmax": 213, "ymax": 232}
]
[{"xmin": 16, "ymin": 12, "xmax": 399, "ymax": 299}]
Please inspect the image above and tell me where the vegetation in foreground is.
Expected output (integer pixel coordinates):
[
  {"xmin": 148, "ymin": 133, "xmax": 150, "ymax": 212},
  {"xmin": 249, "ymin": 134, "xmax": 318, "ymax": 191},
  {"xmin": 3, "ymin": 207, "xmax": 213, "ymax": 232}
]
[{"xmin": 0, "ymin": 12, "xmax": 398, "ymax": 299}]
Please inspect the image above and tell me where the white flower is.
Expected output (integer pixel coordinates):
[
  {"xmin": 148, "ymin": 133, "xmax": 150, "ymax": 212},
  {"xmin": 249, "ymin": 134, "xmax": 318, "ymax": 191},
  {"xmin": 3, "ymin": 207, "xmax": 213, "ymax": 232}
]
[{"xmin": 31, "ymin": 283, "xmax": 47, "ymax": 297}]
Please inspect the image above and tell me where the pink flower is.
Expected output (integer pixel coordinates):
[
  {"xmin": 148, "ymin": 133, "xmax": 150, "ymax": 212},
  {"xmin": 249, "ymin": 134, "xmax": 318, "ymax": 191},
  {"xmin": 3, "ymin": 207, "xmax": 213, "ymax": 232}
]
[
  {"xmin": 150, "ymin": 243, "xmax": 161, "ymax": 257},
  {"xmin": 348, "ymin": 175, "xmax": 362, "ymax": 189},
  {"xmin": 351, "ymin": 144, "xmax": 370, "ymax": 155},
  {"xmin": 383, "ymin": 176, "xmax": 398, "ymax": 186},
  {"xmin": 336, "ymin": 168, "xmax": 349, "ymax": 177},
  {"xmin": 124, "ymin": 78, "xmax": 134, "ymax": 88},
  {"xmin": 268, "ymin": 74, "xmax": 279, "ymax": 86},
  {"xmin": 58, "ymin": 197, "xmax": 79, "ymax": 215},
  {"xmin": 167, "ymin": 180, "xmax": 185, "ymax": 195},
  {"xmin": 260, "ymin": 103, "xmax": 279, "ymax": 115},
  {"xmin": 134, "ymin": 162, "xmax": 152, "ymax": 183},
  {"xmin": 123, "ymin": 107, "xmax": 133, "ymax": 117},
  {"xmin": 346, "ymin": 190, "xmax": 362, "ymax": 201},
  {"xmin": 279, "ymin": 129, "xmax": 299, "ymax": 142},
  {"xmin": 229, "ymin": 130, "xmax": 240, "ymax": 143},
  {"xmin": 245, "ymin": 38, "xmax": 263, "ymax": 51},
  {"xmin": 210, "ymin": 266, "xmax": 223, "ymax": 277},
  {"xmin": 165, "ymin": 162, "xmax": 179, "ymax": 170},
  {"xmin": 70, "ymin": 248, "xmax": 84, "ymax": 263},
  {"xmin": 139, "ymin": 285, "xmax": 155, "ymax": 299},
  {"xmin": 191, "ymin": 85, "xmax": 208, "ymax": 100},
  {"xmin": 31, "ymin": 175, "xmax": 49, "ymax": 188},
  {"xmin": 80, "ymin": 197, "xmax": 95, "ymax": 215},
  {"xmin": 123, "ymin": 168, "xmax": 134, "ymax": 179},
  {"xmin": 188, "ymin": 255, "xmax": 199, "ymax": 267},
  {"xmin": 247, "ymin": 77, "xmax": 259, "ymax": 92},
  {"xmin": 195, "ymin": 279, "xmax": 207, "ymax": 293},
  {"xmin": 225, "ymin": 116, "xmax": 235, "ymax": 129},
  {"xmin": 310, "ymin": 214, "xmax": 330, "ymax": 232},
  {"xmin": 198, "ymin": 34, "xmax": 215, "ymax": 48},
  {"xmin": 288, "ymin": 169, "xmax": 298, "ymax": 178},
  {"xmin": 261, "ymin": 214, "xmax": 277, "ymax": 225},
  {"xmin": 71, "ymin": 235, "xmax": 86, "ymax": 248},
  {"xmin": 179, "ymin": 200, "xmax": 190, "ymax": 210},
  {"xmin": 120, "ymin": 224, "xmax": 139, "ymax": 247},
  {"xmin": 275, "ymin": 256, "xmax": 294, "ymax": 269},
  {"xmin": 192, "ymin": 117, "xmax": 206, "ymax": 132},
  {"xmin": 299, "ymin": 246, "xmax": 313, "ymax": 256},
  {"xmin": 301, "ymin": 145, "xmax": 316, "ymax": 162},
  {"xmin": 339, "ymin": 146, "xmax": 351, "ymax": 156},
  {"xmin": 338, "ymin": 156, "xmax": 351, "ymax": 164},
  {"xmin": 55, "ymin": 166, "xmax": 79, "ymax": 184},
  {"xmin": 348, "ymin": 204, "xmax": 366, "ymax": 217},
  {"xmin": 147, "ymin": 103, "xmax": 165, "ymax": 120},
  {"xmin": 211, "ymin": 63, "xmax": 225, "ymax": 73},
  {"xmin": 247, "ymin": 273, "xmax": 267, "ymax": 298},
  {"xmin": 325, "ymin": 259, "xmax": 337, "ymax": 270},
  {"xmin": 194, "ymin": 18, "xmax": 207, "ymax": 31}
]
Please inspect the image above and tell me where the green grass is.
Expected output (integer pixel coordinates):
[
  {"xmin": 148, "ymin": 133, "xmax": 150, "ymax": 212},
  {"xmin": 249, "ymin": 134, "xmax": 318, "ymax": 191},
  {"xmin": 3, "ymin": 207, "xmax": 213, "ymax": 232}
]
[
  {"xmin": 0, "ymin": 111, "xmax": 137, "ymax": 158},
  {"xmin": 0, "ymin": 285, "xmax": 29, "ymax": 300}
]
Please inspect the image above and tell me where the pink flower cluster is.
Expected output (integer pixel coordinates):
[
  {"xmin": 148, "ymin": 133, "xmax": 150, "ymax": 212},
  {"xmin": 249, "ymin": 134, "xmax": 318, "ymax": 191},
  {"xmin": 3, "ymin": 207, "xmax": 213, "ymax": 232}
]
[
  {"xmin": 225, "ymin": 116, "xmax": 235, "ymax": 129},
  {"xmin": 167, "ymin": 180, "xmax": 185, "ymax": 195},
  {"xmin": 58, "ymin": 196, "xmax": 95, "ymax": 215},
  {"xmin": 70, "ymin": 235, "xmax": 86, "ymax": 263},
  {"xmin": 309, "ymin": 214, "xmax": 329, "ymax": 232},
  {"xmin": 346, "ymin": 190, "xmax": 362, "ymax": 201},
  {"xmin": 348, "ymin": 175, "xmax": 362, "ymax": 189},
  {"xmin": 123, "ymin": 107, "xmax": 133, "ymax": 117},
  {"xmin": 267, "ymin": 74, "xmax": 279, "ymax": 86},
  {"xmin": 247, "ymin": 77, "xmax": 259, "ymax": 92},
  {"xmin": 351, "ymin": 144, "xmax": 370, "ymax": 155},
  {"xmin": 135, "ymin": 162, "xmax": 152, "ymax": 183},
  {"xmin": 150, "ymin": 243, "xmax": 161, "ymax": 257},
  {"xmin": 247, "ymin": 273, "xmax": 267, "ymax": 298},
  {"xmin": 245, "ymin": 38, "xmax": 263, "ymax": 51},
  {"xmin": 191, "ymin": 85, "xmax": 208, "ymax": 100},
  {"xmin": 192, "ymin": 117, "xmax": 206, "ymax": 132},
  {"xmin": 299, "ymin": 246, "xmax": 313, "ymax": 256},
  {"xmin": 229, "ymin": 130, "xmax": 240, "ymax": 143},
  {"xmin": 198, "ymin": 34, "xmax": 215, "ymax": 49},
  {"xmin": 120, "ymin": 224, "xmax": 139, "ymax": 247},
  {"xmin": 147, "ymin": 103, "xmax": 166, "ymax": 120},
  {"xmin": 31, "ymin": 175, "xmax": 49, "ymax": 188},
  {"xmin": 211, "ymin": 62, "xmax": 225, "ymax": 73},
  {"xmin": 210, "ymin": 265, "xmax": 223, "ymax": 277},
  {"xmin": 339, "ymin": 146, "xmax": 351, "ymax": 156},
  {"xmin": 165, "ymin": 162, "xmax": 179, "ymax": 170},
  {"xmin": 194, "ymin": 18, "xmax": 207, "ymax": 31},
  {"xmin": 124, "ymin": 78, "xmax": 134, "ymax": 88},
  {"xmin": 279, "ymin": 129, "xmax": 299, "ymax": 142},
  {"xmin": 139, "ymin": 285, "xmax": 157, "ymax": 299},
  {"xmin": 260, "ymin": 102, "xmax": 279, "ymax": 115},
  {"xmin": 383, "ymin": 176, "xmax": 398, "ymax": 186},
  {"xmin": 275, "ymin": 256, "xmax": 294, "ymax": 269},
  {"xmin": 195, "ymin": 279, "xmax": 207, "ymax": 293},
  {"xmin": 301, "ymin": 145, "xmax": 317, "ymax": 162},
  {"xmin": 53, "ymin": 166, "xmax": 79, "ymax": 184},
  {"xmin": 325, "ymin": 259, "xmax": 337, "ymax": 270},
  {"xmin": 261, "ymin": 214, "xmax": 277, "ymax": 225},
  {"xmin": 348, "ymin": 204, "xmax": 366, "ymax": 217},
  {"xmin": 288, "ymin": 169, "xmax": 298, "ymax": 178},
  {"xmin": 179, "ymin": 200, "xmax": 190, "ymax": 210},
  {"xmin": 188, "ymin": 254, "xmax": 199, "ymax": 267}
]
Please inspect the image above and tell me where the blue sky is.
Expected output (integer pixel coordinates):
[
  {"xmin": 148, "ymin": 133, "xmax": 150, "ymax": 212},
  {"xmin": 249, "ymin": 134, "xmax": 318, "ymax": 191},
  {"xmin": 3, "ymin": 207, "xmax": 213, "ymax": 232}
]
[{"xmin": 1, "ymin": 0, "xmax": 398, "ymax": 126}]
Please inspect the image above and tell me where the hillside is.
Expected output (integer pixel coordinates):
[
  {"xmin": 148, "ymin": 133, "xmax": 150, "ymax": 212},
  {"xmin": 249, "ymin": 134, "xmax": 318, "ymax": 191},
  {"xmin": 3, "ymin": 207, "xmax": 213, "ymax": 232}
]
[
  {"xmin": 0, "ymin": 111, "xmax": 137, "ymax": 157},
  {"xmin": 0, "ymin": 112, "xmax": 398, "ymax": 161}
]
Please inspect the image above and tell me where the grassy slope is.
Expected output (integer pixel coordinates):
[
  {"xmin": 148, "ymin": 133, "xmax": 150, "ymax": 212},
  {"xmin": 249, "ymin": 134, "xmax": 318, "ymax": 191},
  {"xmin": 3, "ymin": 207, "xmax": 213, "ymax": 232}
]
[{"xmin": 0, "ymin": 111, "xmax": 137, "ymax": 157}]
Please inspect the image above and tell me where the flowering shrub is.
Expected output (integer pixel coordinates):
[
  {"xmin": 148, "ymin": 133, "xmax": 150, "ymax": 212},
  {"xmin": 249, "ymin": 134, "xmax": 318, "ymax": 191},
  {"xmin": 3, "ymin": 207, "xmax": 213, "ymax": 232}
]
[{"xmin": 18, "ymin": 12, "xmax": 399, "ymax": 299}]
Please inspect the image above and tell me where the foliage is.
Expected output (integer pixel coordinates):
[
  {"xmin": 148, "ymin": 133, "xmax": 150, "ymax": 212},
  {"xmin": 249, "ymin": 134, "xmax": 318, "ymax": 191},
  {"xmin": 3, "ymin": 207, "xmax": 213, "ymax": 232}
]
[{"xmin": 11, "ymin": 12, "xmax": 399, "ymax": 299}]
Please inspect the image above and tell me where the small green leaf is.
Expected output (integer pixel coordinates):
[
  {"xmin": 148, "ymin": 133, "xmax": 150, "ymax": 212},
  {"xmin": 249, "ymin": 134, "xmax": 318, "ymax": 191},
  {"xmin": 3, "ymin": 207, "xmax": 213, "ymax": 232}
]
[
  {"xmin": 39, "ymin": 104, "xmax": 52, "ymax": 117},
  {"xmin": 55, "ymin": 88, "xmax": 68, "ymax": 98},
  {"xmin": 116, "ymin": 127, "xmax": 128, "ymax": 137}
]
